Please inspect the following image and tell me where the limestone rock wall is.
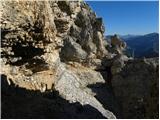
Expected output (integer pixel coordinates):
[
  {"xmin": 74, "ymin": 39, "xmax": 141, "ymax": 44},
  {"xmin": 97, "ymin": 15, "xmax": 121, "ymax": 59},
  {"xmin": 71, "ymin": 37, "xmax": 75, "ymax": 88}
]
[
  {"xmin": 1, "ymin": 0, "xmax": 107, "ymax": 66},
  {"xmin": 1, "ymin": 0, "xmax": 115, "ymax": 119},
  {"xmin": 1, "ymin": 0, "xmax": 109, "ymax": 91}
]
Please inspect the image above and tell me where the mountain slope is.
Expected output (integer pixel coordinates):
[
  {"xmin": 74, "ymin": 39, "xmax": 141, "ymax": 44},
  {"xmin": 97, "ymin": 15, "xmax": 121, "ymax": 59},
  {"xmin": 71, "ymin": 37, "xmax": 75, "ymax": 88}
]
[
  {"xmin": 121, "ymin": 33, "xmax": 159, "ymax": 58},
  {"xmin": 106, "ymin": 33, "xmax": 159, "ymax": 58}
]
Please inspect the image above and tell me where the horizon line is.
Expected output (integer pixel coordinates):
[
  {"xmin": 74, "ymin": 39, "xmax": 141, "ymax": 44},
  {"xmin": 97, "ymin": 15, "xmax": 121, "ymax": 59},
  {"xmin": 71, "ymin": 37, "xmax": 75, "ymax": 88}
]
[
  {"xmin": 85, "ymin": 0, "xmax": 158, "ymax": 1},
  {"xmin": 105, "ymin": 32, "xmax": 159, "ymax": 36}
]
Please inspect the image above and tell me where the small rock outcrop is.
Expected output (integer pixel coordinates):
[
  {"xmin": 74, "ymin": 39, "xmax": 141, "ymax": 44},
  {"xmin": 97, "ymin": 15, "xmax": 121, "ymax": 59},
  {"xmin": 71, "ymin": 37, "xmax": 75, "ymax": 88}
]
[{"xmin": 111, "ymin": 34, "xmax": 126, "ymax": 54}]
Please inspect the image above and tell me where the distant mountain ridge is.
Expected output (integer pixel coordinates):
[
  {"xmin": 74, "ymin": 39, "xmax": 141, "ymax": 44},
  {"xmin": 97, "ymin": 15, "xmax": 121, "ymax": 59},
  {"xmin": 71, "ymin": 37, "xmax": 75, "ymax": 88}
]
[
  {"xmin": 106, "ymin": 33, "xmax": 159, "ymax": 58},
  {"xmin": 119, "ymin": 34, "xmax": 141, "ymax": 40}
]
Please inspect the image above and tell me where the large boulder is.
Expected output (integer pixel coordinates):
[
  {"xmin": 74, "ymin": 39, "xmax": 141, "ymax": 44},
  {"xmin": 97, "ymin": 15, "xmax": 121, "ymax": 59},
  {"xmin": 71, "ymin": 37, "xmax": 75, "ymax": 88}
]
[
  {"xmin": 60, "ymin": 36, "xmax": 87, "ymax": 62},
  {"xmin": 112, "ymin": 58, "xmax": 159, "ymax": 118}
]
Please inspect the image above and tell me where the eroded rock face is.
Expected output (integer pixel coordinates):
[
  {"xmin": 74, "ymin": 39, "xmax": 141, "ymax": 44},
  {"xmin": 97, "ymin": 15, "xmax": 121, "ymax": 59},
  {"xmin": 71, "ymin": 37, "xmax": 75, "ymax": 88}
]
[
  {"xmin": 1, "ymin": 1, "xmax": 107, "ymax": 66},
  {"xmin": 1, "ymin": 0, "xmax": 106, "ymax": 89},
  {"xmin": 1, "ymin": 0, "xmax": 116, "ymax": 119}
]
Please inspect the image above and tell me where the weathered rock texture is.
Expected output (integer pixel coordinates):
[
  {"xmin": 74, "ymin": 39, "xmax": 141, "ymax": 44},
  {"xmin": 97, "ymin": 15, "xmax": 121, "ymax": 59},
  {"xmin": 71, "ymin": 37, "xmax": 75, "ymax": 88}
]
[
  {"xmin": 112, "ymin": 58, "xmax": 159, "ymax": 118},
  {"xmin": 1, "ymin": 0, "xmax": 115, "ymax": 119},
  {"xmin": 110, "ymin": 34, "xmax": 126, "ymax": 55},
  {"xmin": 1, "ymin": 0, "xmax": 158, "ymax": 119}
]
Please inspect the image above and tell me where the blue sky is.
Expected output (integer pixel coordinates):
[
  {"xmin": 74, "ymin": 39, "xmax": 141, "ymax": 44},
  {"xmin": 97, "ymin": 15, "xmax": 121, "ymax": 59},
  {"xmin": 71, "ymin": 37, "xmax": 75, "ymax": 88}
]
[{"xmin": 86, "ymin": 1, "xmax": 159, "ymax": 35}]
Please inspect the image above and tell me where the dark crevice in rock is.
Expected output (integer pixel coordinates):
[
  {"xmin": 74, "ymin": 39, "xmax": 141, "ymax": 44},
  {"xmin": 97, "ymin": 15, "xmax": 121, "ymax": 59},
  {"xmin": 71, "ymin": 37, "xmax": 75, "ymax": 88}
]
[
  {"xmin": 33, "ymin": 21, "xmax": 44, "ymax": 33},
  {"xmin": 12, "ymin": 43, "xmax": 44, "ymax": 59},
  {"xmin": 25, "ymin": 59, "xmax": 49, "ymax": 73},
  {"xmin": 96, "ymin": 65, "xmax": 113, "ymax": 88},
  {"xmin": 57, "ymin": 1, "xmax": 72, "ymax": 15},
  {"xmin": 54, "ymin": 19, "xmax": 69, "ymax": 33},
  {"xmin": 2, "ymin": 42, "xmax": 46, "ymax": 67},
  {"xmin": 75, "ymin": 12, "xmax": 87, "ymax": 28},
  {"xmin": 1, "ymin": 29, "xmax": 11, "ymax": 41}
]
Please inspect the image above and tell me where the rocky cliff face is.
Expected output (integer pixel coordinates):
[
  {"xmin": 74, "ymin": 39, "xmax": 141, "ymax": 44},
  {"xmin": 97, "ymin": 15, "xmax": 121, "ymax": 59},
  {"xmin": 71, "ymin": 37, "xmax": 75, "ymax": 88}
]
[
  {"xmin": 1, "ymin": 1, "xmax": 115, "ymax": 119},
  {"xmin": 1, "ymin": 0, "xmax": 158, "ymax": 119}
]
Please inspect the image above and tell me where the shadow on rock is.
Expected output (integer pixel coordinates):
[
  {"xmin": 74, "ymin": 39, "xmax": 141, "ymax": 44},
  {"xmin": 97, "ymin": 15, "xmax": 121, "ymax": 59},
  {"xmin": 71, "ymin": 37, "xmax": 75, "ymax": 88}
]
[
  {"xmin": 87, "ymin": 83, "xmax": 123, "ymax": 118},
  {"xmin": 1, "ymin": 74, "xmax": 106, "ymax": 119}
]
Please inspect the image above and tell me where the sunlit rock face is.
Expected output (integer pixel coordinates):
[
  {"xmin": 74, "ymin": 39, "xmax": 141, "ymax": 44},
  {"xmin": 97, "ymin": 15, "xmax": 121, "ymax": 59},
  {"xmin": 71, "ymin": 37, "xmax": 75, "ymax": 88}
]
[
  {"xmin": 1, "ymin": 0, "xmax": 115, "ymax": 119},
  {"xmin": 1, "ymin": 0, "xmax": 158, "ymax": 119}
]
